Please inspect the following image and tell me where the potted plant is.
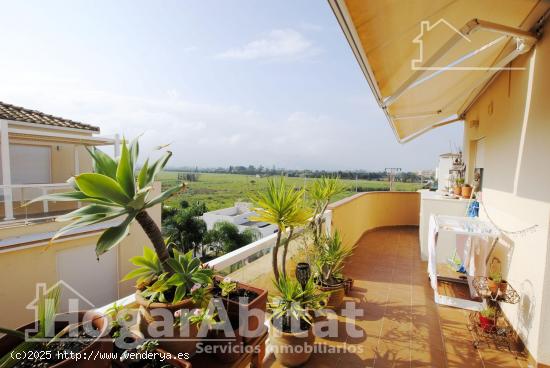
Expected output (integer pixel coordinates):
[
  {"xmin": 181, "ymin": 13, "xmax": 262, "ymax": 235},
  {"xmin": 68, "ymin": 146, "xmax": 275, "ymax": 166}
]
[
  {"xmin": 461, "ymin": 184, "xmax": 473, "ymax": 198},
  {"xmin": 0, "ymin": 286, "xmax": 112, "ymax": 368},
  {"xmin": 479, "ymin": 306, "xmax": 497, "ymax": 332},
  {"xmin": 453, "ymin": 177, "xmax": 464, "ymax": 196},
  {"xmin": 250, "ymin": 177, "xmax": 312, "ymax": 280},
  {"xmin": 487, "ymin": 271, "xmax": 502, "ymax": 295},
  {"xmin": 308, "ymin": 177, "xmax": 345, "ymax": 249},
  {"xmin": 312, "ymin": 231, "xmax": 354, "ymax": 309},
  {"xmin": 487, "ymin": 271, "xmax": 508, "ymax": 296},
  {"xmin": 31, "ymin": 138, "xmax": 216, "ymax": 355},
  {"xmin": 211, "ymin": 276, "xmax": 267, "ymax": 343},
  {"xmin": 30, "ymin": 137, "xmax": 184, "ymax": 273},
  {"xmin": 269, "ymin": 276, "xmax": 328, "ymax": 367},
  {"xmin": 123, "ymin": 248, "xmax": 213, "ymax": 354}
]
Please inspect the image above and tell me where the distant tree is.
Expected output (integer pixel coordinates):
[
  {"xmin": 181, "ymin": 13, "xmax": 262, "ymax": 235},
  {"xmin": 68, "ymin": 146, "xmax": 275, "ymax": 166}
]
[
  {"xmin": 203, "ymin": 221, "xmax": 260, "ymax": 257},
  {"xmin": 162, "ymin": 201, "xmax": 208, "ymax": 254}
]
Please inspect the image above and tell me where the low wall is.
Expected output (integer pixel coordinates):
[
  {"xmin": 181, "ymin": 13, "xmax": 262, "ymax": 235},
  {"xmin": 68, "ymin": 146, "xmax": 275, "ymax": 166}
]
[{"xmin": 328, "ymin": 191, "xmax": 420, "ymax": 249}]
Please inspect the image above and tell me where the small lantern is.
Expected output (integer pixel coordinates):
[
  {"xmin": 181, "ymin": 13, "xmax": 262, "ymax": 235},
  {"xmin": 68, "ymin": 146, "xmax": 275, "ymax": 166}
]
[{"xmin": 295, "ymin": 262, "xmax": 311, "ymax": 290}]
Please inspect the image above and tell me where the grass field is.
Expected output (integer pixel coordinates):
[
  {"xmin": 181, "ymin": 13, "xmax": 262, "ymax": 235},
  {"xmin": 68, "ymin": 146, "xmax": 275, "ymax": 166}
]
[{"xmin": 158, "ymin": 172, "xmax": 422, "ymax": 211}]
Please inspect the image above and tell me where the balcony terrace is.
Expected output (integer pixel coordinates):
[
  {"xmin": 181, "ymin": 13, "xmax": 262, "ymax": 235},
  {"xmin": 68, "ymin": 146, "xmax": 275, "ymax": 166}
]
[
  {"xmin": 92, "ymin": 191, "xmax": 528, "ymax": 367},
  {"xmin": 265, "ymin": 225, "xmax": 526, "ymax": 368}
]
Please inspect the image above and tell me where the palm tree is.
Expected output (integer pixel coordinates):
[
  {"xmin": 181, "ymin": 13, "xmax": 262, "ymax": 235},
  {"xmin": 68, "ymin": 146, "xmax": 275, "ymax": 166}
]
[
  {"xmin": 28, "ymin": 137, "xmax": 183, "ymax": 273},
  {"xmin": 250, "ymin": 177, "xmax": 311, "ymax": 280}
]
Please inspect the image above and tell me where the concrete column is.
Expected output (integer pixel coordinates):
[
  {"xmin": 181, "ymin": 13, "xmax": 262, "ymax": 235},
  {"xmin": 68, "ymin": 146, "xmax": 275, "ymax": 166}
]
[
  {"xmin": 1, "ymin": 120, "xmax": 14, "ymax": 220},
  {"xmin": 114, "ymin": 134, "xmax": 120, "ymax": 157}
]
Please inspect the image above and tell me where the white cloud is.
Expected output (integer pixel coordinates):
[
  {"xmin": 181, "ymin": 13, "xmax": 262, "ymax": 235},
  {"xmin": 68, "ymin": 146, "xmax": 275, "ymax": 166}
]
[
  {"xmin": 0, "ymin": 71, "xmax": 462, "ymax": 171},
  {"xmin": 217, "ymin": 29, "xmax": 320, "ymax": 61}
]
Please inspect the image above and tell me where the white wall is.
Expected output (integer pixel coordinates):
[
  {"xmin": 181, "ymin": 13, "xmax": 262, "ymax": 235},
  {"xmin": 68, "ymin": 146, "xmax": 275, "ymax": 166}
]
[{"xmin": 463, "ymin": 20, "xmax": 550, "ymax": 364}]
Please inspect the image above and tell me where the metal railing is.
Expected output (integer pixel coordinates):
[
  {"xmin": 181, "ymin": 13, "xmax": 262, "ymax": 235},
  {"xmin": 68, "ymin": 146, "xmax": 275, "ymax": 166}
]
[{"xmin": 97, "ymin": 210, "xmax": 332, "ymax": 313}]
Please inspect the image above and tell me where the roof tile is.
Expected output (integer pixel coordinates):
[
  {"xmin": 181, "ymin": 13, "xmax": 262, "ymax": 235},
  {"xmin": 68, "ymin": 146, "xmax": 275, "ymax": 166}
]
[{"xmin": 0, "ymin": 101, "xmax": 100, "ymax": 132}]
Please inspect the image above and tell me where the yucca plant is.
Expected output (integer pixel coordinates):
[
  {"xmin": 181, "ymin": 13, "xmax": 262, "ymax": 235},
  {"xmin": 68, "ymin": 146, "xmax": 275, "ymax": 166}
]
[
  {"xmin": 313, "ymin": 231, "xmax": 354, "ymax": 286},
  {"xmin": 269, "ymin": 276, "xmax": 327, "ymax": 332},
  {"xmin": 250, "ymin": 177, "xmax": 311, "ymax": 280},
  {"xmin": 309, "ymin": 177, "xmax": 345, "ymax": 246},
  {"xmin": 28, "ymin": 137, "xmax": 184, "ymax": 273}
]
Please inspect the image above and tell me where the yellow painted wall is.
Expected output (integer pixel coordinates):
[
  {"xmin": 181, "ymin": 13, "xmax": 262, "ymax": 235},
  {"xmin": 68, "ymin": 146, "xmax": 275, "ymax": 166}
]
[
  {"xmin": 0, "ymin": 182, "xmax": 161, "ymax": 329},
  {"xmin": 328, "ymin": 192, "xmax": 420, "ymax": 250},
  {"xmin": 464, "ymin": 19, "xmax": 550, "ymax": 365}
]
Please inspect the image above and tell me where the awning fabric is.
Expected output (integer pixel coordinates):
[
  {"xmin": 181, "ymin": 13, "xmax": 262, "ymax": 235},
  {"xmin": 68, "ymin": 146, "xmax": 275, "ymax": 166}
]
[{"xmin": 329, "ymin": 0, "xmax": 549, "ymax": 142}]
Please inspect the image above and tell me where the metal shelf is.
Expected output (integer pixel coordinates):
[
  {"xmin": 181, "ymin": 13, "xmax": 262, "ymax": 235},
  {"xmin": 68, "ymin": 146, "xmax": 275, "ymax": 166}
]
[{"xmin": 472, "ymin": 276, "xmax": 520, "ymax": 304}]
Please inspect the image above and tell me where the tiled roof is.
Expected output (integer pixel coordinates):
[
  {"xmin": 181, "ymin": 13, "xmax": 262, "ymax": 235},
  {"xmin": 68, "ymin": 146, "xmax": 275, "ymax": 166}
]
[{"xmin": 0, "ymin": 101, "xmax": 100, "ymax": 132}]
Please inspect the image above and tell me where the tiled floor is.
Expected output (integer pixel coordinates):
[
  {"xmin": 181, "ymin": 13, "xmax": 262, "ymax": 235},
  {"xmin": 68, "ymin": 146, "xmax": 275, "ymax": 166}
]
[{"xmin": 265, "ymin": 226, "xmax": 527, "ymax": 368}]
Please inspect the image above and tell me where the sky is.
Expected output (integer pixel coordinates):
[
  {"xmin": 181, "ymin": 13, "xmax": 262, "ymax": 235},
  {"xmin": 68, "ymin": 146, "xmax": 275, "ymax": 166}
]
[{"xmin": 0, "ymin": 0, "xmax": 463, "ymax": 171}]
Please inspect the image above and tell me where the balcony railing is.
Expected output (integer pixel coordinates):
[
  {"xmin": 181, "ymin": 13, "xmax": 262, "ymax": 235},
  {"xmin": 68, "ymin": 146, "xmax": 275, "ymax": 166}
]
[
  {"xmin": 98, "ymin": 191, "xmax": 421, "ymax": 314},
  {"xmin": 0, "ymin": 182, "xmax": 74, "ymax": 225}
]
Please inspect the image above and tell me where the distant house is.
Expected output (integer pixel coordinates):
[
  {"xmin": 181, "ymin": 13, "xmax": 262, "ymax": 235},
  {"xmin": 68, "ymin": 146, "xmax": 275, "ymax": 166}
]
[
  {"xmin": 436, "ymin": 152, "xmax": 460, "ymax": 190},
  {"xmin": 202, "ymin": 202, "xmax": 277, "ymax": 238},
  {"xmin": 0, "ymin": 101, "xmax": 160, "ymax": 329}
]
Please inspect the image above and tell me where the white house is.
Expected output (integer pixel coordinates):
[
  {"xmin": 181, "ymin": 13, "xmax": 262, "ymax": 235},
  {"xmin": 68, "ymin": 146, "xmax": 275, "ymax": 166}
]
[{"xmin": 202, "ymin": 202, "xmax": 277, "ymax": 238}]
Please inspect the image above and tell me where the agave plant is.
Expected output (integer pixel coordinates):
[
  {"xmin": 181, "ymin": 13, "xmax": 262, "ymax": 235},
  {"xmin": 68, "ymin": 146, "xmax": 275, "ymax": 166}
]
[
  {"xmin": 250, "ymin": 177, "xmax": 311, "ymax": 280},
  {"xmin": 126, "ymin": 248, "xmax": 214, "ymax": 304},
  {"xmin": 309, "ymin": 176, "xmax": 345, "ymax": 246},
  {"xmin": 28, "ymin": 137, "xmax": 184, "ymax": 272}
]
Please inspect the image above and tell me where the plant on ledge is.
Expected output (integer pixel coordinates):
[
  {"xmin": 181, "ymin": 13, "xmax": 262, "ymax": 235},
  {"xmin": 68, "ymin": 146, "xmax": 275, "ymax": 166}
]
[{"xmin": 28, "ymin": 137, "xmax": 183, "ymax": 273}]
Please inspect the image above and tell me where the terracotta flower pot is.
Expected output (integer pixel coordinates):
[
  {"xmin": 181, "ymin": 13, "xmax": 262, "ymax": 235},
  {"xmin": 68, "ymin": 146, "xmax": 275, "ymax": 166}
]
[
  {"xmin": 461, "ymin": 186, "xmax": 473, "ymax": 198},
  {"xmin": 0, "ymin": 311, "xmax": 111, "ymax": 368},
  {"xmin": 453, "ymin": 186, "xmax": 462, "ymax": 196},
  {"xmin": 269, "ymin": 321, "xmax": 314, "ymax": 367},
  {"xmin": 213, "ymin": 276, "xmax": 267, "ymax": 342},
  {"xmin": 136, "ymin": 295, "xmax": 201, "ymax": 357},
  {"xmin": 487, "ymin": 278, "xmax": 499, "ymax": 295},
  {"xmin": 479, "ymin": 315, "xmax": 495, "ymax": 333},
  {"xmin": 318, "ymin": 281, "xmax": 346, "ymax": 310}
]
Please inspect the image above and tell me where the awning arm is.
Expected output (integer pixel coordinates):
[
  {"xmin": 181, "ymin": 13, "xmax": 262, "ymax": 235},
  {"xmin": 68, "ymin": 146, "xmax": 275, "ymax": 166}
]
[{"xmin": 383, "ymin": 19, "xmax": 538, "ymax": 108}]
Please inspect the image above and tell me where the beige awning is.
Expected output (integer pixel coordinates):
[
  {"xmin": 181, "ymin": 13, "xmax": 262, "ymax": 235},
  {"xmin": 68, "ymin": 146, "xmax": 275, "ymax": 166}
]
[{"xmin": 329, "ymin": 0, "xmax": 549, "ymax": 142}]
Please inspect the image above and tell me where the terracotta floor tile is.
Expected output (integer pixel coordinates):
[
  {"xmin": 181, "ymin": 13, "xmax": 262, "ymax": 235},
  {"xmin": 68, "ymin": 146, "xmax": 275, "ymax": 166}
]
[{"xmin": 266, "ymin": 227, "xmax": 526, "ymax": 368}]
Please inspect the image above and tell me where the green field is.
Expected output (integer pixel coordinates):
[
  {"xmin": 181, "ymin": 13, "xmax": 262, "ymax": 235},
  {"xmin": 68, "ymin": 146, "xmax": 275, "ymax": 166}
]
[{"xmin": 158, "ymin": 172, "xmax": 422, "ymax": 211}]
